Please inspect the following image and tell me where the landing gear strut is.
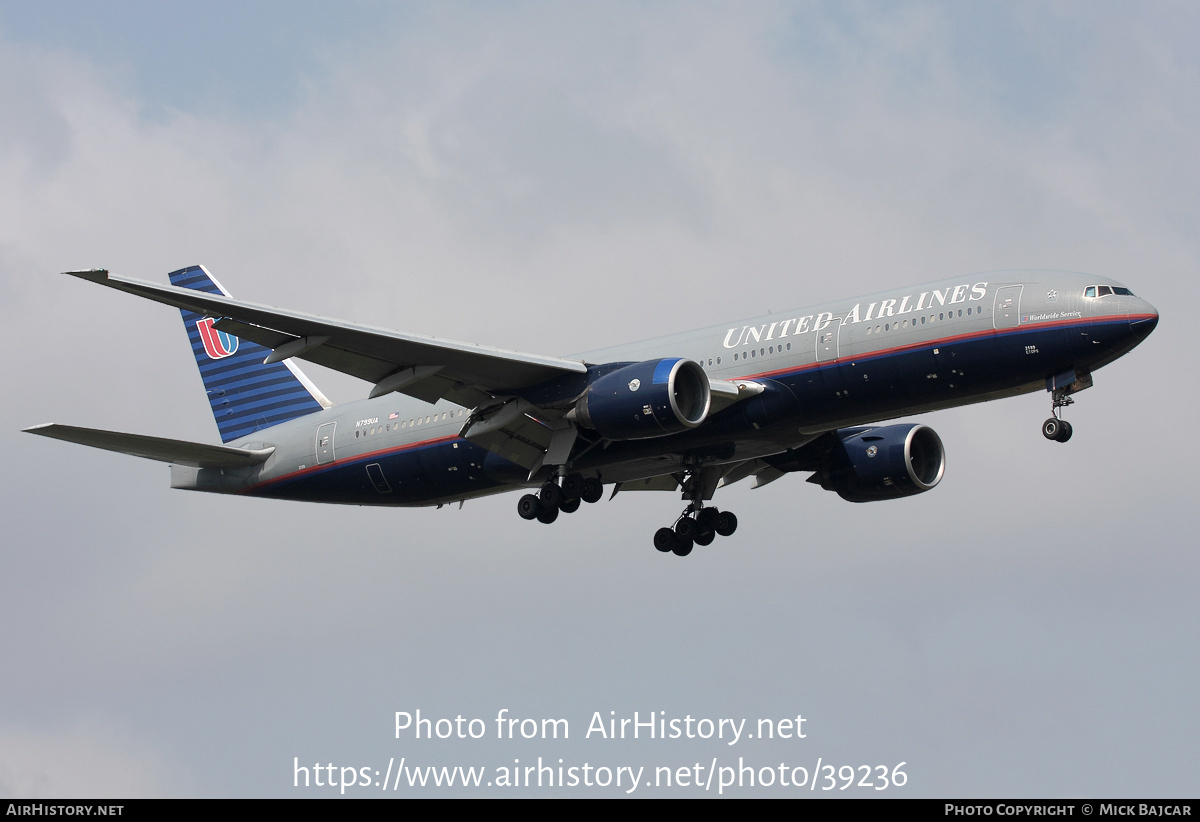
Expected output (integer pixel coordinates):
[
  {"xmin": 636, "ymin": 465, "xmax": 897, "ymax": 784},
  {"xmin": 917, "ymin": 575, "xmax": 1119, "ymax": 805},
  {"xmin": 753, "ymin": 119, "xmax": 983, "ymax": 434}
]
[{"xmin": 1042, "ymin": 388, "xmax": 1074, "ymax": 443}]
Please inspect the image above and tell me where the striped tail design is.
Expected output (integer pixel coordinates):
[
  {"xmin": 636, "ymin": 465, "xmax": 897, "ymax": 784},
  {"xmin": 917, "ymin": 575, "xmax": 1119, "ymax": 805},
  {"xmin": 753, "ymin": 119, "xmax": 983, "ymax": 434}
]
[{"xmin": 169, "ymin": 265, "xmax": 331, "ymax": 443}]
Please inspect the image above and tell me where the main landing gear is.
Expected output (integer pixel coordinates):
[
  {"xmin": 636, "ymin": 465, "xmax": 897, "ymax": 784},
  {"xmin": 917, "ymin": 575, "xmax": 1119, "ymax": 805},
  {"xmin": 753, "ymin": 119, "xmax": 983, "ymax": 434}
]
[
  {"xmin": 1042, "ymin": 388, "xmax": 1074, "ymax": 443},
  {"xmin": 653, "ymin": 465, "xmax": 738, "ymax": 557},
  {"xmin": 515, "ymin": 467, "xmax": 739, "ymax": 559},
  {"xmin": 516, "ymin": 473, "xmax": 603, "ymax": 524},
  {"xmin": 654, "ymin": 504, "xmax": 738, "ymax": 557}
]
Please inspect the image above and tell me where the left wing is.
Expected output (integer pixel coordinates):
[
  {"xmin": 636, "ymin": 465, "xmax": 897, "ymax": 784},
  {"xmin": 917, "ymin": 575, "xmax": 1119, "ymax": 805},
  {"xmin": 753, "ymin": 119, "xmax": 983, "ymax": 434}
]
[
  {"xmin": 24, "ymin": 423, "xmax": 275, "ymax": 468},
  {"xmin": 68, "ymin": 268, "xmax": 588, "ymax": 407}
]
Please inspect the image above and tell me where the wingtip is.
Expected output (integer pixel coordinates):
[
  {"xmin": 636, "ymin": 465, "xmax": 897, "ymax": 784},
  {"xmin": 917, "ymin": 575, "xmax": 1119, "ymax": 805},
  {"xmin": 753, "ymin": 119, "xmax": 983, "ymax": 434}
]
[{"xmin": 64, "ymin": 268, "xmax": 109, "ymax": 282}]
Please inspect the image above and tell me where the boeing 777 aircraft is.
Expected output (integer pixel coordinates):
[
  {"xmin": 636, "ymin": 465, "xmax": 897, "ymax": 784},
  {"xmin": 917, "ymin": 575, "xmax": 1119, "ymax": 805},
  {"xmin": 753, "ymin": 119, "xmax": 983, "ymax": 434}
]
[{"xmin": 26, "ymin": 266, "xmax": 1158, "ymax": 556}]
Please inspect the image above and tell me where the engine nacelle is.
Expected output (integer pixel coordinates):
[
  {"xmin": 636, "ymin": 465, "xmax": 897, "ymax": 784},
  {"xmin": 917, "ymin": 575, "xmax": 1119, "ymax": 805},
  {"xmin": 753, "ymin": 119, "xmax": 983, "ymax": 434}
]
[
  {"xmin": 817, "ymin": 424, "xmax": 945, "ymax": 502},
  {"xmin": 574, "ymin": 358, "xmax": 711, "ymax": 440}
]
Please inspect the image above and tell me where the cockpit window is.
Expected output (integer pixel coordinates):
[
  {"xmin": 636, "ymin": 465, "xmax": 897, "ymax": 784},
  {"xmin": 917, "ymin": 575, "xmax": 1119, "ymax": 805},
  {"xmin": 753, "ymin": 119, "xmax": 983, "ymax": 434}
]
[{"xmin": 1085, "ymin": 285, "xmax": 1133, "ymax": 298}]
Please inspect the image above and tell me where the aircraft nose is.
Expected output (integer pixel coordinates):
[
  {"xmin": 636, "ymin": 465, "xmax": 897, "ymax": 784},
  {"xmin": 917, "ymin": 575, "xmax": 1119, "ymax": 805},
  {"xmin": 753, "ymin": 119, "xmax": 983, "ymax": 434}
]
[{"xmin": 1130, "ymin": 303, "xmax": 1159, "ymax": 341}]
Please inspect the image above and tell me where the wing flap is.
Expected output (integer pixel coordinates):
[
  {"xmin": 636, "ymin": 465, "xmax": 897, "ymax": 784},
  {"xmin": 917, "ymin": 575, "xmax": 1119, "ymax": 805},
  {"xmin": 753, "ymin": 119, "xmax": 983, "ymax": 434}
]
[
  {"xmin": 460, "ymin": 399, "xmax": 556, "ymax": 471},
  {"xmin": 24, "ymin": 423, "xmax": 275, "ymax": 468}
]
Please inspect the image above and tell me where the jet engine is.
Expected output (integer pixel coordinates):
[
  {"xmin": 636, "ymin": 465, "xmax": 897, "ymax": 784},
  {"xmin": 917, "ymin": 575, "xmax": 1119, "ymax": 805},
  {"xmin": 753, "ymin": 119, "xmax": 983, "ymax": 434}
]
[
  {"xmin": 573, "ymin": 358, "xmax": 711, "ymax": 440},
  {"xmin": 815, "ymin": 424, "xmax": 945, "ymax": 502}
]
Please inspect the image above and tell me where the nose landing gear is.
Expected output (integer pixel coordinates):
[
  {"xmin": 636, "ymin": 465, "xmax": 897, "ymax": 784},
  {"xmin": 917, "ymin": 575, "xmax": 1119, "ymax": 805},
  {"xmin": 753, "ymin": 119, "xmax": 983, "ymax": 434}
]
[{"xmin": 1042, "ymin": 387, "xmax": 1075, "ymax": 443}]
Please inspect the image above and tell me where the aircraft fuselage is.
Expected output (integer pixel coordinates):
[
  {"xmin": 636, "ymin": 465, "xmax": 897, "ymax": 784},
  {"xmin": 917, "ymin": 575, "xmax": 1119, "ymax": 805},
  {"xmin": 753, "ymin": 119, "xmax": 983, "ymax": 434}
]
[{"xmin": 169, "ymin": 269, "xmax": 1156, "ymax": 507}]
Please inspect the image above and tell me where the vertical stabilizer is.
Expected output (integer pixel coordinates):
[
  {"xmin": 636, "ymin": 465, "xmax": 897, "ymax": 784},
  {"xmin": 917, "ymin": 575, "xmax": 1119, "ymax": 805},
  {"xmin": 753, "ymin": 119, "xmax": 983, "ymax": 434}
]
[{"xmin": 169, "ymin": 265, "xmax": 331, "ymax": 443}]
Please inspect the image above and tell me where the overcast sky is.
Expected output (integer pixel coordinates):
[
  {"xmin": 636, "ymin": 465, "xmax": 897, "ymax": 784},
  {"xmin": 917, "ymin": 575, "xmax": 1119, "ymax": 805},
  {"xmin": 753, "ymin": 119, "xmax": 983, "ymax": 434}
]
[{"xmin": 1, "ymin": 1, "xmax": 1196, "ymax": 797}]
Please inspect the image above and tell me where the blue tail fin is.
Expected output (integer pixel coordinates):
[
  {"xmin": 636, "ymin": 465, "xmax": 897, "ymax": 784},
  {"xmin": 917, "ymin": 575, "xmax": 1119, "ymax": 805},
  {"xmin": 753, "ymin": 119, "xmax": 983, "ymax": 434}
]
[{"xmin": 169, "ymin": 265, "xmax": 331, "ymax": 443}]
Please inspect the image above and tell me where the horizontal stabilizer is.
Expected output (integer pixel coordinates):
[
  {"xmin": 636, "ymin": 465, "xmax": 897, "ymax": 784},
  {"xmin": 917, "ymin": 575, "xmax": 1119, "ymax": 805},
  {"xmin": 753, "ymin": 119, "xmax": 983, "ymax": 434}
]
[{"xmin": 23, "ymin": 423, "xmax": 275, "ymax": 468}]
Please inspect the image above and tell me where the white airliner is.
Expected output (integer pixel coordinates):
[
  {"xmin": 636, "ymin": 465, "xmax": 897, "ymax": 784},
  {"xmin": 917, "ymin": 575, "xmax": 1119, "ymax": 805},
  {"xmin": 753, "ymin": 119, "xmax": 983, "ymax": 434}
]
[{"xmin": 26, "ymin": 266, "xmax": 1158, "ymax": 556}]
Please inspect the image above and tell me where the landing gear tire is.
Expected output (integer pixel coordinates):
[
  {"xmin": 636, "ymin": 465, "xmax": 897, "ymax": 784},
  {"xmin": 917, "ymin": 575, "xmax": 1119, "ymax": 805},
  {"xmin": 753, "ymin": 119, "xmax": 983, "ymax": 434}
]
[
  {"xmin": 697, "ymin": 506, "xmax": 721, "ymax": 532},
  {"xmin": 654, "ymin": 528, "xmax": 676, "ymax": 553},
  {"xmin": 675, "ymin": 517, "xmax": 699, "ymax": 541},
  {"xmin": 560, "ymin": 473, "xmax": 583, "ymax": 499},
  {"xmin": 672, "ymin": 538, "xmax": 694, "ymax": 557},
  {"xmin": 581, "ymin": 477, "xmax": 604, "ymax": 504},
  {"xmin": 695, "ymin": 530, "xmax": 715, "ymax": 546},
  {"xmin": 536, "ymin": 504, "xmax": 559, "ymax": 524},
  {"xmin": 517, "ymin": 494, "xmax": 541, "ymax": 521},
  {"xmin": 539, "ymin": 483, "xmax": 563, "ymax": 508},
  {"xmin": 559, "ymin": 497, "xmax": 581, "ymax": 514},
  {"xmin": 716, "ymin": 511, "xmax": 738, "ymax": 537},
  {"xmin": 1056, "ymin": 420, "xmax": 1073, "ymax": 442},
  {"xmin": 1042, "ymin": 418, "xmax": 1062, "ymax": 441}
]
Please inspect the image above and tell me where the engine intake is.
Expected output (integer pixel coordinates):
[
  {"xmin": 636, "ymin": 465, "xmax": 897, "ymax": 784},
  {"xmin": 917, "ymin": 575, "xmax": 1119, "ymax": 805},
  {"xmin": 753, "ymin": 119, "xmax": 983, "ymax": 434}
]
[
  {"xmin": 574, "ymin": 358, "xmax": 711, "ymax": 440},
  {"xmin": 817, "ymin": 424, "xmax": 945, "ymax": 502}
]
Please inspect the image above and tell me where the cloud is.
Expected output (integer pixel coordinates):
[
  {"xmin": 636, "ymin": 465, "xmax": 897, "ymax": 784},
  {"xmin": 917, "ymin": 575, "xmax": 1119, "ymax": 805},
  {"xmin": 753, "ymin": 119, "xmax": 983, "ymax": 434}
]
[
  {"xmin": 0, "ymin": 722, "xmax": 181, "ymax": 797},
  {"xmin": 1, "ymin": 2, "xmax": 1196, "ymax": 796}
]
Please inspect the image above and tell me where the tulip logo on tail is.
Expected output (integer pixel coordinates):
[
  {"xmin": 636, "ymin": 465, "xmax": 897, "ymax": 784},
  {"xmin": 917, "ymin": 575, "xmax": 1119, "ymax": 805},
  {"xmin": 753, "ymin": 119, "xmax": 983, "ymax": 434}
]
[{"xmin": 196, "ymin": 317, "xmax": 240, "ymax": 359}]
